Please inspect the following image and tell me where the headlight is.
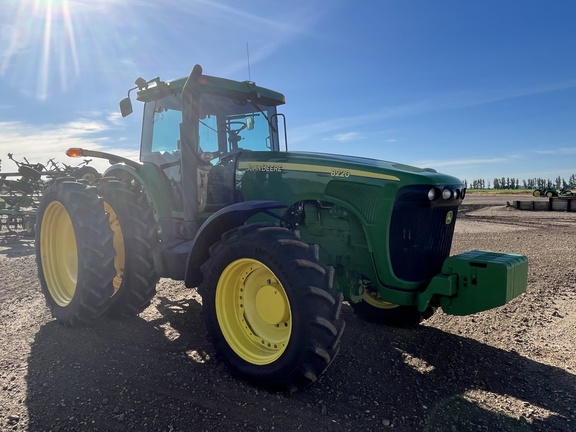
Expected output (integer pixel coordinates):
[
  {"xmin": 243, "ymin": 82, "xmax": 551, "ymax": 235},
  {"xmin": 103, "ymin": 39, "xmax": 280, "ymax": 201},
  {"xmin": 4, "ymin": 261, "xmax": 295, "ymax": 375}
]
[
  {"xmin": 442, "ymin": 188, "xmax": 452, "ymax": 200},
  {"xmin": 428, "ymin": 188, "xmax": 437, "ymax": 201}
]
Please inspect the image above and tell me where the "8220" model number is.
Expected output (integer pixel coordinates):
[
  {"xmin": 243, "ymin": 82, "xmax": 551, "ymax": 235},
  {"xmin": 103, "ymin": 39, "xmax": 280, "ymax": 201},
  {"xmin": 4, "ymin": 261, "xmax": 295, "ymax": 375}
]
[{"xmin": 331, "ymin": 169, "xmax": 351, "ymax": 178}]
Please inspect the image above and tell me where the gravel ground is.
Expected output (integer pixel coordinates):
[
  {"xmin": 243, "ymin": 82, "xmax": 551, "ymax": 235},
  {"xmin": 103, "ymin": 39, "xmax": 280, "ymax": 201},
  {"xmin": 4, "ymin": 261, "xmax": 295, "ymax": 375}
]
[{"xmin": 0, "ymin": 193, "xmax": 575, "ymax": 432}]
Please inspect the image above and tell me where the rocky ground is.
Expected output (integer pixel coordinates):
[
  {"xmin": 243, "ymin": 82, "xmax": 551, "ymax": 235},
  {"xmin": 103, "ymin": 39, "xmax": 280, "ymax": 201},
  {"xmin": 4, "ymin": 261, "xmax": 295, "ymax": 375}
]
[{"xmin": 0, "ymin": 193, "xmax": 575, "ymax": 432}]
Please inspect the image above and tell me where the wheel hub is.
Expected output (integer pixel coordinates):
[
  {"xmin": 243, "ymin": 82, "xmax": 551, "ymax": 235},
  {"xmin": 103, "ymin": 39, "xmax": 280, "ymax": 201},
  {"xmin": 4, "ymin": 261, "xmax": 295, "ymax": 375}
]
[{"xmin": 255, "ymin": 284, "xmax": 288, "ymax": 325}]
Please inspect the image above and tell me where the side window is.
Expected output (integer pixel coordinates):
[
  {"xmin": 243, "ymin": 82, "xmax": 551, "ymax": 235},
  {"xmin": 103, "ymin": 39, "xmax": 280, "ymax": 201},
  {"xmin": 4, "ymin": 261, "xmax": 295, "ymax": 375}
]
[
  {"xmin": 148, "ymin": 103, "xmax": 182, "ymax": 181},
  {"xmin": 199, "ymin": 115, "xmax": 219, "ymax": 154},
  {"xmin": 152, "ymin": 107, "xmax": 182, "ymax": 154}
]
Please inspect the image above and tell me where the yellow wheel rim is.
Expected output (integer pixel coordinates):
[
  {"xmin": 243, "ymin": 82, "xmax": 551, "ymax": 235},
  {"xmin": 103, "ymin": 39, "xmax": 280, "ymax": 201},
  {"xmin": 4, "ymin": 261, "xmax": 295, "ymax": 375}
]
[
  {"xmin": 216, "ymin": 258, "xmax": 291, "ymax": 365},
  {"xmin": 40, "ymin": 202, "xmax": 78, "ymax": 307},
  {"xmin": 104, "ymin": 202, "xmax": 125, "ymax": 294},
  {"xmin": 362, "ymin": 290, "xmax": 399, "ymax": 310}
]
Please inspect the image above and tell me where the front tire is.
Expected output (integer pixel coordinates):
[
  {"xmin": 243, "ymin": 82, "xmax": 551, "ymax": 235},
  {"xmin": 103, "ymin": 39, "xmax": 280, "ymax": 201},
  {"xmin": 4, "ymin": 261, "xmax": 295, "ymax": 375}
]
[
  {"xmin": 352, "ymin": 290, "xmax": 429, "ymax": 326},
  {"xmin": 97, "ymin": 178, "xmax": 160, "ymax": 317},
  {"xmin": 35, "ymin": 180, "xmax": 116, "ymax": 326},
  {"xmin": 199, "ymin": 223, "xmax": 344, "ymax": 392}
]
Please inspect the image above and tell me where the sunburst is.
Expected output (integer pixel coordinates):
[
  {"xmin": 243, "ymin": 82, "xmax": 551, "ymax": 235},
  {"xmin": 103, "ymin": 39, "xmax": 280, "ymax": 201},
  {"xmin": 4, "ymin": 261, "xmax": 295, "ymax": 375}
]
[{"xmin": 0, "ymin": 0, "xmax": 124, "ymax": 100}]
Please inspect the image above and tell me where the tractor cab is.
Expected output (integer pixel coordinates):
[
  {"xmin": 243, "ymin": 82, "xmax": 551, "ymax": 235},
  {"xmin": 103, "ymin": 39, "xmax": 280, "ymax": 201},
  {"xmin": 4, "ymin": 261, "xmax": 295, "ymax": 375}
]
[
  {"xmin": 139, "ymin": 84, "xmax": 286, "ymax": 182},
  {"xmin": 122, "ymin": 66, "xmax": 286, "ymax": 232}
]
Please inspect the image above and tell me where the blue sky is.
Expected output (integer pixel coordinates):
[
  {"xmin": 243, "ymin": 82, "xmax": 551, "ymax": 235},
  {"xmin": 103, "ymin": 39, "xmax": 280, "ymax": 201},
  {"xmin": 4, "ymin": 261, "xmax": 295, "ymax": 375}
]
[{"xmin": 1, "ymin": 0, "xmax": 575, "ymax": 186}]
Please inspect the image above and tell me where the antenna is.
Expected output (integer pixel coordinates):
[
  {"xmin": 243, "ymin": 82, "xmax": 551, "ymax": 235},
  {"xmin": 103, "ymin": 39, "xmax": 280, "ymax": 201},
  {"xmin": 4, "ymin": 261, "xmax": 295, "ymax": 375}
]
[{"xmin": 246, "ymin": 43, "xmax": 251, "ymax": 81}]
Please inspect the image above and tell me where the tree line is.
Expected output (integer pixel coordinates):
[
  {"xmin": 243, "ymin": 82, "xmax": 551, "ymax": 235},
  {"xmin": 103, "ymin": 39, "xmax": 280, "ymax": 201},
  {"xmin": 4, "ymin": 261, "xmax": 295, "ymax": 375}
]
[{"xmin": 464, "ymin": 174, "xmax": 576, "ymax": 190}]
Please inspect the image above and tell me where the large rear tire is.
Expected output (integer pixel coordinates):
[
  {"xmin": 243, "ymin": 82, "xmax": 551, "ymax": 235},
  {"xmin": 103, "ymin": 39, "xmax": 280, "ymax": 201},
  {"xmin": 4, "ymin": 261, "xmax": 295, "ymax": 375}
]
[
  {"xmin": 199, "ymin": 223, "xmax": 345, "ymax": 392},
  {"xmin": 97, "ymin": 178, "xmax": 160, "ymax": 317},
  {"xmin": 35, "ymin": 180, "xmax": 116, "ymax": 326}
]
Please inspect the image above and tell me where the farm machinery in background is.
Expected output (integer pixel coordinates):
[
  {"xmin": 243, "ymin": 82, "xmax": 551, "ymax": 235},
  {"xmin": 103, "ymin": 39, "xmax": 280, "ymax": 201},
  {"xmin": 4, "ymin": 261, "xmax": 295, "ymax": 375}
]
[
  {"xmin": 0, "ymin": 154, "xmax": 100, "ymax": 235},
  {"xmin": 532, "ymin": 187, "xmax": 558, "ymax": 198},
  {"xmin": 532, "ymin": 185, "xmax": 576, "ymax": 198},
  {"xmin": 0, "ymin": 154, "xmax": 44, "ymax": 235}
]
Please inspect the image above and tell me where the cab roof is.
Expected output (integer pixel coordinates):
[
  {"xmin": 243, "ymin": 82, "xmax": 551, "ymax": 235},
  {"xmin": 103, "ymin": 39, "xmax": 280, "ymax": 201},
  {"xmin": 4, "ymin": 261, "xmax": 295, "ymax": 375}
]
[{"xmin": 136, "ymin": 73, "xmax": 286, "ymax": 107}]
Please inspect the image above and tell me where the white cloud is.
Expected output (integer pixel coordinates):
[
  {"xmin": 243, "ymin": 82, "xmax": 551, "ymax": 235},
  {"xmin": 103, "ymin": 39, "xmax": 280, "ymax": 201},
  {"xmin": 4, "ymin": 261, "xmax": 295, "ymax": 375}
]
[
  {"xmin": 415, "ymin": 156, "xmax": 508, "ymax": 169},
  {"xmin": 289, "ymin": 79, "xmax": 576, "ymax": 147},
  {"xmin": 106, "ymin": 111, "xmax": 125, "ymax": 127},
  {"xmin": 533, "ymin": 147, "xmax": 576, "ymax": 156},
  {"xmin": 0, "ymin": 119, "xmax": 138, "ymax": 175},
  {"xmin": 290, "ymin": 114, "xmax": 379, "ymax": 145},
  {"xmin": 181, "ymin": 0, "xmax": 310, "ymax": 35},
  {"xmin": 331, "ymin": 132, "xmax": 363, "ymax": 142},
  {"xmin": 0, "ymin": 18, "xmax": 29, "ymax": 74}
]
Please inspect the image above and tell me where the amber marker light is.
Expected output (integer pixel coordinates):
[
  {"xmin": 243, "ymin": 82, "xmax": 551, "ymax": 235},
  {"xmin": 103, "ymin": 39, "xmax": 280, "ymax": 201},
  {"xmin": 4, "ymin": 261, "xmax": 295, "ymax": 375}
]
[{"xmin": 66, "ymin": 148, "xmax": 83, "ymax": 158}]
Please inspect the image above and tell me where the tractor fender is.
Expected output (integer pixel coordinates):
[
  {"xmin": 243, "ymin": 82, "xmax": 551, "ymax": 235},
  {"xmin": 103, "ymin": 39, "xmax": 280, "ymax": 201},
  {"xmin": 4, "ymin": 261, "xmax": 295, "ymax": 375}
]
[
  {"xmin": 104, "ymin": 163, "xmax": 180, "ymax": 219},
  {"xmin": 104, "ymin": 164, "xmax": 142, "ymax": 183},
  {"xmin": 184, "ymin": 200, "xmax": 287, "ymax": 288}
]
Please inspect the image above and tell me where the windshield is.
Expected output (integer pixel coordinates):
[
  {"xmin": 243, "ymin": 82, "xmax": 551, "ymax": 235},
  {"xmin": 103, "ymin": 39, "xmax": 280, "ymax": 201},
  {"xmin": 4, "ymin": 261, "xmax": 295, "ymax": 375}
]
[
  {"xmin": 140, "ymin": 91, "xmax": 280, "ymax": 172},
  {"xmin": 198, "ymin": 93, "xmax": 280, "ymax": 157}
]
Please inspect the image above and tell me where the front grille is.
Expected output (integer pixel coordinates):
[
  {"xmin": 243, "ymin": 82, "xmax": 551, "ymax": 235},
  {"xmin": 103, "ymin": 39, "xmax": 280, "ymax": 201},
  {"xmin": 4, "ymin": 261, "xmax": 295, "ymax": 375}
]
[
  {"xmin": 389, "ymin": 187, "xmax": 459, "ymax": 282},
  {"xmin": 325, "ymin": 181, "xmax": 384, "ymax": 224}
]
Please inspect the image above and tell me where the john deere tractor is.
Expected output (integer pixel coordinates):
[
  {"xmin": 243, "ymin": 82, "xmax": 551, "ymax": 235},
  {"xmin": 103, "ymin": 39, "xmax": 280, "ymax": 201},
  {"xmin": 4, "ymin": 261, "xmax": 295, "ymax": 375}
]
[{"xmin": 35, "ymin": 65, "xmax": 528, "ymax": 391}]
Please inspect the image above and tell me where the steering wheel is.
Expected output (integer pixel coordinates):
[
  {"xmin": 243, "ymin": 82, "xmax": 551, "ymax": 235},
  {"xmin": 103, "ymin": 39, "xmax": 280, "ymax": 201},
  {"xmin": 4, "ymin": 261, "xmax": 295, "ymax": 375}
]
[
  {"xmin": 227, "ymin": 121, "xmax": 247, "ymax": 133},
  {"xmin": 227, "ymin": 121, "xmax": 247, "ymax": 150}
]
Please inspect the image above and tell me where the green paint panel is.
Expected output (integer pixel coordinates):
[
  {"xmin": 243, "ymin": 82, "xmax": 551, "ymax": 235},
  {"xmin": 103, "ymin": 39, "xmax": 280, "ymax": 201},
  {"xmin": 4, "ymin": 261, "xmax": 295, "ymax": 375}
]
[{"xmin": 439, "ymin": 250, "xmax": 528, "ymax": 316}]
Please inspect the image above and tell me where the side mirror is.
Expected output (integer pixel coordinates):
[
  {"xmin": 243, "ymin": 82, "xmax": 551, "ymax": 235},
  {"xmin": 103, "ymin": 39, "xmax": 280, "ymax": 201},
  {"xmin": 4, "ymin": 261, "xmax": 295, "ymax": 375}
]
[
  {"xmin": 246, "ymin": 116, "xmax": 255, "ymax": 131},
  {"xmin": 119, "ymin": 97, "xmax": 133, "ymax": 117}
]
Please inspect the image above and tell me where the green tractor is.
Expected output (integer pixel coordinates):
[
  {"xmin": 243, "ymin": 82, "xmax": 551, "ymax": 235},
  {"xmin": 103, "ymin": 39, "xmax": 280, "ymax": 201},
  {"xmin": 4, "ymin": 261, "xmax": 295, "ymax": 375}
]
[
  {"xmin": 35, "ymin": 65, "xmax": 528, "ymax": 391},
  {"xmin": 532, "ymin": 187, "xmax": 558, "ymax": 198}
]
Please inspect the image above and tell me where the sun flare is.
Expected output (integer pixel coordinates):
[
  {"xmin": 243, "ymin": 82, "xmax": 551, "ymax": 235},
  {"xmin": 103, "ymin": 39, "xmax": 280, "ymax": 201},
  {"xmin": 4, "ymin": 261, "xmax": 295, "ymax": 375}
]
[{"xmin": 1, "ymin": 0, "xmax": 124, "ymax": 100}]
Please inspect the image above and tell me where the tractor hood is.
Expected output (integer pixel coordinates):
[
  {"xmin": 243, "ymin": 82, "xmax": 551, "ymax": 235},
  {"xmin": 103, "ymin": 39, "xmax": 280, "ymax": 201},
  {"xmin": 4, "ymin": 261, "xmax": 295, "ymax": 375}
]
[
  {"xmin": 295, "ymin": 151, "xmax": 442, "ymax": 174},
  {"xmin": 253, "ymin": 150, "xmax": 465, "ymax": 187}
]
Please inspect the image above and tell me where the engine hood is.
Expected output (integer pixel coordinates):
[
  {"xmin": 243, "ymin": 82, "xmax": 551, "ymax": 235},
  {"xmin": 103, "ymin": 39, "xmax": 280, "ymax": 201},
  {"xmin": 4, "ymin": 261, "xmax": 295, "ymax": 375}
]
[{"xmin": 278, "ymin": 151, "xmax": 464, "ymax": 185}]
